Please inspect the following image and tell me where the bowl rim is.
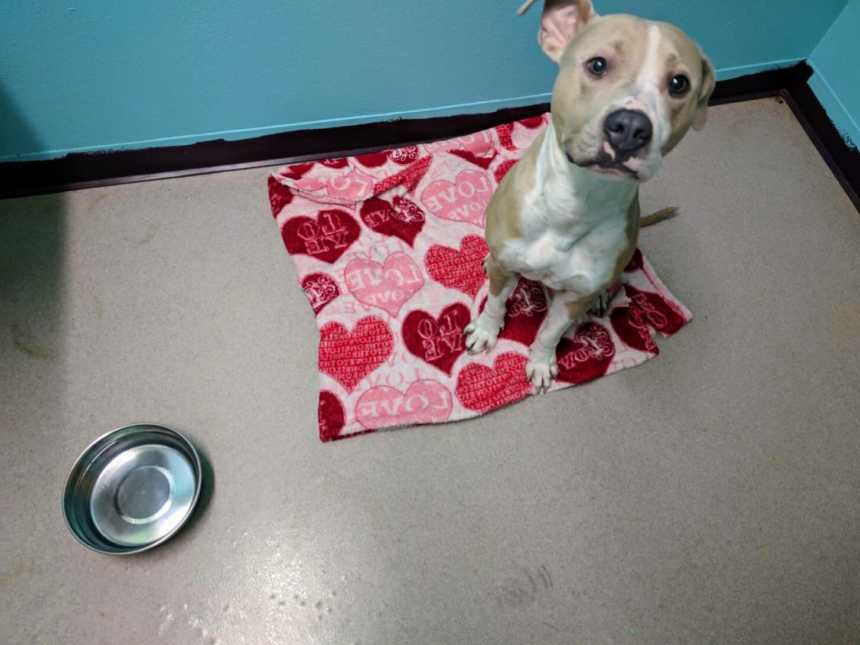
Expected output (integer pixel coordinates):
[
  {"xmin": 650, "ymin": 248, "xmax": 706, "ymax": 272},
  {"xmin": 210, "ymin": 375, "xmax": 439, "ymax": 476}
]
[{"xmin": 62, "ymin": 422, "xmax": 203, "ymax": 555}]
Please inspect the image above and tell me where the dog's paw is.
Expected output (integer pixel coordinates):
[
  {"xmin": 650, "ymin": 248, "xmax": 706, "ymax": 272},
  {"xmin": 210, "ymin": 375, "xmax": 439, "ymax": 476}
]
[
  {"xmin": 526, "ymin": 356, "xmax": 558, "ymax": 393},
  {"xmin": 464, "ymin": 318, "xmax": 501, "ymax": 354}
]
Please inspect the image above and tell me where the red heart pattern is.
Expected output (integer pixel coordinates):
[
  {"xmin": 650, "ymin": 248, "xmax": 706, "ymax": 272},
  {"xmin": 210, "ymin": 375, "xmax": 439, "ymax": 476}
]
[
  {"xmin": 449, "ymin": 148, "xmax": 498, "ymax": 169},
  {"xmin": 390, "ymin": 146, "xmax": 419, "ymax": 165},
  {"xmin": 519, "ymin": 116, "xmax": 545, "ymax": 129},
  {"xmin": 357, "ymin": 146, "xmax": 419, "ymax": 168},
  {"xmin": 283, "ymin": 209, "xmax": 361, "ymax": 264},
  {"xmin": 271, "ymin": 115, "xmax": 690, "ymax": 441},
  {"xmin": 498, "ymin": 279, "xmax": 549, "ymax": 346},
  {"xmin": 456, "ymin": 353, "xmax": 531, "ymax": 412},
  {"xmin": 494, "ymin": 159, "xmax": 518, "ymax": 184},
  {"xmin": 424, "ymin": 235, "xmax": 488, "ymax": 299},
  {"xmin": 625, "ymin": 284, "xmax": 686, "ymax": 335},
  {"xmin": 402, "ymin": 304, "xmax": 471, "ymax": 374},
  {"xmin": 301, "ymin": 272, "xmax": 341, "ymax": 315},
  {"xmin": 282, "ymin": 162, "xmax": 314, "ymax": 180},
  {"xmin": 611, "ymin": 306, "xmax": 658, "ymax": 354},
  {"xmin": 319, "ymin": 317, "xmax": 394, "ymax": 392},
  {"xmin": 372, "ymin": 157, "xmax": 432, "ymax": 195},
  {"xmin": 359, "ymin": 196, "xmax": 425, "ymax": 247},
  {"xmin": 268, "ymin": 176, "xmax": 294, "ymax": 216},
  {"xmin": 356, "ymin": 151, "xmax": 390, "ymax": 168},
  {"xmin": 318, "ymin": 391, "xmax": 346, "ymax": 442},
  {"xmin": 556, "ymin": 322, "xmax": 616, "ymax": 385},
  {"xmin": 320, "ymin": 157, "xmax": 349, "ymax": 169}
]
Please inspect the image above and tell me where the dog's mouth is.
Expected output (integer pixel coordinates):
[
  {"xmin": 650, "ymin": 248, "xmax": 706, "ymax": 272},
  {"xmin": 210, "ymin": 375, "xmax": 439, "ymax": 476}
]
[{"xmin": 566, "ymin": 152, "xmax": 641, "ymax": 180}]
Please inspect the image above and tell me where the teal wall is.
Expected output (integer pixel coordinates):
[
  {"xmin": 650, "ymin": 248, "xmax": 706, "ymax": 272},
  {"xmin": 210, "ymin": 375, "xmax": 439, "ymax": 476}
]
[
  {"xmin": 0, "ymin": 0, "xmax": 850, "ymax": 161},
  {"xmin": 809, "ymin": 0, "xmax": 860, "ymax": 150}
]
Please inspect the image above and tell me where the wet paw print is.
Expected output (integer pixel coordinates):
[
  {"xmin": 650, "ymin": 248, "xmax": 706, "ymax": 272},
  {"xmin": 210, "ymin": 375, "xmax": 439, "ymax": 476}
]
[
  {"xmin": 157, "ymin": 603, "xmax": 221, "ymax": 645},
  {"xmin": 270, "ymin": 589, "xmax": 337, "ymax": 622}
]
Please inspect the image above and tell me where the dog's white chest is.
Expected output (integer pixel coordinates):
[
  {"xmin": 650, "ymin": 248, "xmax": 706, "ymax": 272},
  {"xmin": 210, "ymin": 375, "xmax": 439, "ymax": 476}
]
[
  {"xmin": 503, "ymin": 216, "xmax": 628, "ymax": 293},
  {"xmin": 497, "ymin": 124, "xmax": 635, "ymax": 295}
]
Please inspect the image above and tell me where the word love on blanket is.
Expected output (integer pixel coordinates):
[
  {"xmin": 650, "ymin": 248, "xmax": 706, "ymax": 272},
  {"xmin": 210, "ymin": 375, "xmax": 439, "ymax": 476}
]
[{"xmin": 268, "ymin": 115, "xmax": 692, "ymax": 442}]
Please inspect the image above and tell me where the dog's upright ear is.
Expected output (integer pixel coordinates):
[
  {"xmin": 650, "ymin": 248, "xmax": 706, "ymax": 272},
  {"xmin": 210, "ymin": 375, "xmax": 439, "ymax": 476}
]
[
  {"xmin": 517, "ymin": 0, "xmax": 596, "ymax": 64},
  {"xmin": 693, "ymin": 55, "xmax": 716, "ymax": 130}
]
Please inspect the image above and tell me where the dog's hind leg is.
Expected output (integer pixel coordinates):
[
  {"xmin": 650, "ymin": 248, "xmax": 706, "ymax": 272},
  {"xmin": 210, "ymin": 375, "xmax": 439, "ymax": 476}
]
[{"xmin": 465, "ymin": 255, "xmax": 517, "ymax": 354}]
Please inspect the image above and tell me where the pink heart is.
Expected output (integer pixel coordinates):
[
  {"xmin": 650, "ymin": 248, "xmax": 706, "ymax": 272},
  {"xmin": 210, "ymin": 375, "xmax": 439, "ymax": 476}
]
[
  {"xmin": 420, "ymin": 169, "xmax": 494, "ymax": 227},
  {"xmin": 355, "ymin": 380, "xmax": 453, "ymax": 430},
  {"xmin": 344, "ymin": 253, "xmax": 425, "ymax": 317},
  {"xmin": 296, "ymin": 169, "xmax": 375, "ymax": 202}
]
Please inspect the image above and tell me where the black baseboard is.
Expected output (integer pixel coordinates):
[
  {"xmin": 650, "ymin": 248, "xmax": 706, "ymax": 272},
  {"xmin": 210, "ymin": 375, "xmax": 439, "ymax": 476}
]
[
  {"xmin": 781, "ymin": 77, "xmax": 860, "ymax": 212},
  {"xmin": 1, "ymin": 61, "xmax": 857, "ymax": 211}
]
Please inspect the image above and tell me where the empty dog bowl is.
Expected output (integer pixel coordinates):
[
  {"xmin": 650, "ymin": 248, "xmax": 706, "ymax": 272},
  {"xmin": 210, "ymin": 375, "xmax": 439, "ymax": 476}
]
[{"xmin": 63, "ymin": 424, "xmax": 203, "ymax": 555}]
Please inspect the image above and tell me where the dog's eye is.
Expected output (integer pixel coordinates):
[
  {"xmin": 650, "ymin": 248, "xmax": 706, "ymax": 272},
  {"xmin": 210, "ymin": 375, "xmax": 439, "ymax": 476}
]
[
  {"xmin": 669, "ymin": 74, "xmax": 691, "ymax": 96},
  {"xmin": 586, "ymin": 57, "xmax": 609, "ymax": 77}
]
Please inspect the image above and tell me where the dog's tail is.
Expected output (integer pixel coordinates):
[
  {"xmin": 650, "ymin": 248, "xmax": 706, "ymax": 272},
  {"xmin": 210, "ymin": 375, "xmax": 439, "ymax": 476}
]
[{"xmin": 641, "ymin": 207, "xmax": 679, "ymax": 228}]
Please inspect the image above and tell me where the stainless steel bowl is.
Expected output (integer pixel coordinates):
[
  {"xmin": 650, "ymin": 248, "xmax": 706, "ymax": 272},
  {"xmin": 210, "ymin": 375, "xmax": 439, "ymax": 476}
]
[{"xmin": 63, "ymin": 424, "xmax": 203, "ymax": 555}]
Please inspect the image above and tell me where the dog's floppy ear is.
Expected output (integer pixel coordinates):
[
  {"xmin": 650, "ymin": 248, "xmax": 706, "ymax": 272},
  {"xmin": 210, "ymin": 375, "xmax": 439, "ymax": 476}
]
[
  {"xmin": 518, "ymin": 0, "xmax": 596, "ymax": 64},
  {"xmin": 693, "ymin": 55, "xmax": 716, "ymax": 131}
]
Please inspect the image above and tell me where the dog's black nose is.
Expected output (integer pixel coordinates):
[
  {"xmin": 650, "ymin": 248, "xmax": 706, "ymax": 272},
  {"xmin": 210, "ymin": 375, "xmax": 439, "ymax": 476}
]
[{"xmin": 604, "ymin": 110, "xmax": 653, "ymax": 155}]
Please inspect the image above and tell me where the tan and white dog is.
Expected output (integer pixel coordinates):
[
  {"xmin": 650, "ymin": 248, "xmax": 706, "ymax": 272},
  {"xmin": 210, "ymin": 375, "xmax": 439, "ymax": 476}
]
[{"xmin": 464, "ymin": 0, "xmax": 715, "ymax": 390}]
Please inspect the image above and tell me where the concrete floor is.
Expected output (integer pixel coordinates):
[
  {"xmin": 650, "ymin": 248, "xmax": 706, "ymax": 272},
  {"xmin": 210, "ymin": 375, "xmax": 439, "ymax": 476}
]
[{"xmin": 2, "ymin": 98, "xmax": 859, "ymax": 644}]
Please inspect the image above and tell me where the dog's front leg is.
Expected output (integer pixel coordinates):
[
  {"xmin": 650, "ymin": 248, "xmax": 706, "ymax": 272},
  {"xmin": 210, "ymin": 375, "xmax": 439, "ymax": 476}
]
[
  {"xmin": 526, "ymin": 292, "xmax": 593, "ymax": 392},
  {"xmin": 464, "ymin": 255, "xmax": 517, "ymax": 354}
]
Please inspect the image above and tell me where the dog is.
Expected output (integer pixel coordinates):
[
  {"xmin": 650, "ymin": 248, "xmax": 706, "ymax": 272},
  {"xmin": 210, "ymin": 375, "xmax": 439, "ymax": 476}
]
[{"xmin": 464, "ymin": 0, "xmax": 715, "ymax": 391}]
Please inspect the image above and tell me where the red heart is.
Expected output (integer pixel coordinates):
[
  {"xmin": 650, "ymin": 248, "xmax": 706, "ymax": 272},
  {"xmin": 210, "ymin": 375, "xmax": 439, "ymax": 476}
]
[
  {"xmin": 624, "ymin": 284, "xmax": 686, "ymax": 335},
  {"xmin": 389, "ymin": 146, "xmax": 419, "ymax": 165},
  {"xmin": 320, "ymin": 157, "xmax": 349, "ymax": 169},
  {"xmin": 497, "ymin": 279, "xmax": 549, "ymax": 346},
  {"xmin": 448, "ymin": 149, "xmax": 497, "ymax": 169},
  {"xmin": 282, "ymin": 162, "xmax": 314, "ymax": 180},
  {"xmin": 268, "ymin": 176, "xmax": 294, "ymax": 216},
  {"xmin": 625, "ymin": 248, "xmax": 644, "ymax": 273},
  {"xmin": 356, "ymin": 150, "xmax": 390, "ymax": 167},
  {"xmin": 318, "ymin": 391, "xmax": 346, "ymax": 442},
  {"xmin": 611, "ymin": 306, "xmax": 658, "ymax": 354},
  {"xmin": 301, "ymin": 272, "xmax": 341, "ymax": 315},
  {"xmin": 494, "ymin": 159, "xmax": 517, "ymax": 184},
  {"xmin": 424, "ymin": 235, "xmax": 488, "ymax": 298},
  {"xmin": 456, "ymin": 353, "xmax": 531, "ymax": 412},
  {"xmin": 555, "ymin": 322, "xmax": 616, "ymax": 385},
  {"xmin": 372, "ymin": 157, "xmax": 432, "ymax": 195},
  {"xmin": 283, "ymin": 210, "xmax": 361, "ymax": 264},
  {"xmin": 519, "ymin": 116, "xmax": 545, "ymax": 129},
  {"xmin": 402, "ymin": 304, "xmax": 471, "ymax": 374},
  {"xmin": 496, "ymin": 124, "xmax": 516, "ymax": 151},
  {"xmin": 359, "ymin": 197, "xmax": 425, "ymax": 247},
  {"xmin": 319, "ymin": 317, "xmax": 394, "ymax": 392}
]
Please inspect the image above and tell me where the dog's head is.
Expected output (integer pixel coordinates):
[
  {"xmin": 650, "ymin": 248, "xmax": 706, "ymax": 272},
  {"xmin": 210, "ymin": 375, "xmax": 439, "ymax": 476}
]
[{"xmin": 520, "ymin": 0, "xmax": 715, "ymax": 182}]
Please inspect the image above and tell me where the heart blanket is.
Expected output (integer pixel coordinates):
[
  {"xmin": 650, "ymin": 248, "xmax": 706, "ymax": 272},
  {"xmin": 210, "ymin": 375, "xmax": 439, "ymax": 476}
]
[{"xmin": 268, "ymin": 114, "xmax": 692, "ymax": 442}]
